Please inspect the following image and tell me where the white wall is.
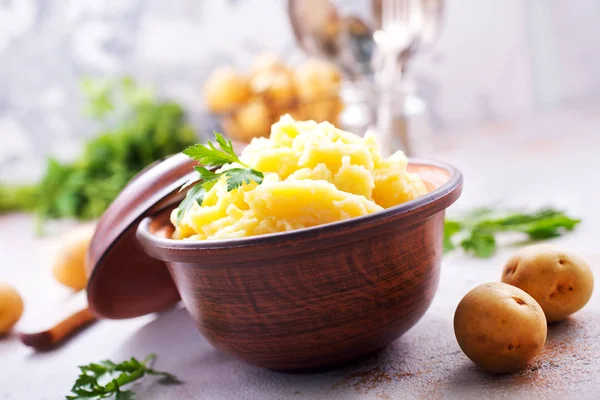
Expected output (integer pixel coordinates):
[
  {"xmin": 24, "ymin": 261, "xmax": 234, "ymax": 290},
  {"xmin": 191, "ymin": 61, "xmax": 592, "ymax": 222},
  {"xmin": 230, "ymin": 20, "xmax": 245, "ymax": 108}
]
[{"xmin": 1, "ymin": 0, "xmax": 600, "ymax": 180}]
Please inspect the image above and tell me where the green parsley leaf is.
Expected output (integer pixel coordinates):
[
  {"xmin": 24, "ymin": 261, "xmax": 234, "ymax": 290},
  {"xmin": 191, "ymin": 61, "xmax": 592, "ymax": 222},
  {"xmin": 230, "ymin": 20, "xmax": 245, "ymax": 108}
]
[
  {"xmin": 224, "ymin": 168, "xmax": 264, "ymax": 191},
  {"xmin": 66, "ymin": 354, "xmax": 179, "ymax": 400},
  {"xmin": 115, "ymin": 390, "xmax": 135, "ymax": 400},
  {"xmin": 521, "ymin": 214, "xmax": 580, "ymax": 239},
  {"xmin": 460, "ymin": 229, "xmax": 496, "ymax": 258},
  {"xmin": 183, "ymin": 132, "xmax": 244, "ymax": 169},
  {"xmin": 183, "ymin": 144, "xmax": 236, "ymax": 168},
  {"xmin": 176, "ymin": 134, "xmax": 264, "ymax": 223},
  {"xmin": 444, "ymin": 207, "xmax": 581, "ymax": 258},
  {"xmin": 71, "ymin": 375, "xmax": 97, "ymax": 391},
  {"xmin": 176, "ymin": 184, "xmax": 208, "ymax": 225},
  {"xmin": 214, "ymin": 132, "xmax": 239, "ymax": 160},
  {"xmin": 443, "ymin": 220, "xmax": 463, "ymax": 253},
  {"xmin": 194, "ymin": 166, "xmax": 221, "ymax": 181}
]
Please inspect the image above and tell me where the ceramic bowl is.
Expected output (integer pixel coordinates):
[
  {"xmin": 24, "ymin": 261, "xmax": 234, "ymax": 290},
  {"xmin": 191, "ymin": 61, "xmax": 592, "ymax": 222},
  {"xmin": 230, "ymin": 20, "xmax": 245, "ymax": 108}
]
[{"xmin": 136, "ymin": 159, "xmax": 462, "ymax": 370}]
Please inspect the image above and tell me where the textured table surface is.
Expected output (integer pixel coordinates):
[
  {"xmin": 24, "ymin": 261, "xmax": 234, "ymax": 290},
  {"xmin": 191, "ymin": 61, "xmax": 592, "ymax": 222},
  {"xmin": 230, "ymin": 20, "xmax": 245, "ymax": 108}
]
[{"xmin": 1, "ymin": 105, "xmax": 599, "ymax": 399}]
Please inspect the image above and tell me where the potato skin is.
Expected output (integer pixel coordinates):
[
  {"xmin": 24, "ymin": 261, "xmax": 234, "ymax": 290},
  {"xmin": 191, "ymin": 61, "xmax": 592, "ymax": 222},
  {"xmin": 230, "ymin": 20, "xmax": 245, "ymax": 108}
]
[
  {"xmin": 227, "ymin": 99, "xmax": 272, "ymax": 142},
  {"xmin": 294, "ymin": 59, "xmax": 342, "ymax": 101},
  {"xmin": 204, "ymin": 67, "xmax": 250, "ymax": 113},
  {"xmin": 454, "ymin": 282, "xmax": 547, "ymax": 374},
  {"xmin": 0, "ymin": 282, "xmax": 24, "ymax": 335},
  {"xmin": 250, "ymin": 53, "xmax": 289, "ymax": 76},
  {"xmin": 250, "ymin": 69, "xmax": 297, "ymax": 109},
  {"xmin": 52, "ymin": 224, "xmax": 96, "ymax": 291},
  {"xmin": 502, "ymin": 244, "xmax": 594, "ymax": 323}
]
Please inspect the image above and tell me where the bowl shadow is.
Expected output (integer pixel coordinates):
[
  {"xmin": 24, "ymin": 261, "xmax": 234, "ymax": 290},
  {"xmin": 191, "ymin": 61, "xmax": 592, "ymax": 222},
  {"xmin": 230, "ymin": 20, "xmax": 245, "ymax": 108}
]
[{"xmin": 112, "ymin": 306, "xmax": 420, "ymax": 399}]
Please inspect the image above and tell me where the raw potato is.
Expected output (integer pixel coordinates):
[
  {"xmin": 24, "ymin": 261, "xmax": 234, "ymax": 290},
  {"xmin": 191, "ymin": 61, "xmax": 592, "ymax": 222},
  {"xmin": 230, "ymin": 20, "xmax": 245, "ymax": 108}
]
[
  {"xmin": 204, "ymin": 55, "xmax": 345, "ymax": 142},
  {"xmin": 250, "ymin": 69, "xmax": 297, "ymax": 109},
  {"xmin": 300, "ymin": 96, "xmax": 344, "ymax": 125},
  {"xmin": 232, "ymin": 99, "xmax": 272, "ymax": 141},
  {"xmin": 250, "ymin": 53, "xmax": 290, "ymax": 76},
  {"xmin": 0, "ymin": 282, "xmax": 24, "ymax": 335},
  {"xmin": 454, "ymin": 282, "xmax": 547, "ymax": 374},
  {"xmin": 204, "ymin": 67, "xmax": 250, "ymax": 113},
  {"xmin": 502, "ymin": 244, "xmax": 594, "ymax": 323},
  {"xmin": 295, "ymin": 59, "xmax": 343, "ymax": 124},
  {"xmin": 295, "ymin": 59, "xmax": 342, "ymax": 101},
  {"xmin": 52, "ymin": 224, "xmax": 96, "ymax": 291}
]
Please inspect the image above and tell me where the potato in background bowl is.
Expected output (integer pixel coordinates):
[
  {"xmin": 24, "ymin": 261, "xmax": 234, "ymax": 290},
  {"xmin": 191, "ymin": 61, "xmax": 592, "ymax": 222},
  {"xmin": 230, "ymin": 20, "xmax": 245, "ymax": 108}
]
[{"xmin": 204, "ymin": 55, "xmax": 344, "ymax": 142}]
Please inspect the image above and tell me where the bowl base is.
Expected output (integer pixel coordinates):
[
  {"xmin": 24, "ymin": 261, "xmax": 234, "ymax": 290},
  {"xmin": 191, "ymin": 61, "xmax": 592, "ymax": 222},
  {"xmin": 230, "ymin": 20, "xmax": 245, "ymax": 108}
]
[{"xmin": 265, "ymin": 347, "xmax": 386, "ymax": 374}]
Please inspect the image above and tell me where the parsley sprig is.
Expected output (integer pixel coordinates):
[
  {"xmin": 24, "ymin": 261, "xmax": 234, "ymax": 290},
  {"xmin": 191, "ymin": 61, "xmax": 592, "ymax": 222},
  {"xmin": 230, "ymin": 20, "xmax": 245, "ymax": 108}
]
[
  {"xmin": 176, "ymin": 133, "xmax": 264, "ymax": 224},
  {"xmin": 0, "ymin": 76, "xmax": 197, "ymax": 234},
  {"xmin": 66, "ymin": 354, "xmax": 179, "ymax": 400},
  {"xmin": 444, "ymin": 207, "xmax": 581, "ymax": 258}
]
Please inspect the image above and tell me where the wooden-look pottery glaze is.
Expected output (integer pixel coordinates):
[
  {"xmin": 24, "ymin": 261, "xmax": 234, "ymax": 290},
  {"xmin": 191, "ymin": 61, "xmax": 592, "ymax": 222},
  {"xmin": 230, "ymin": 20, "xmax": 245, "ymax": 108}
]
[
  {"xmin": 136, "ymin": 159, "xmax": 462, "ymax": 371},
  {"xmin": 87, "ymin": 142, "xmax": 247, "ymax": 319}
]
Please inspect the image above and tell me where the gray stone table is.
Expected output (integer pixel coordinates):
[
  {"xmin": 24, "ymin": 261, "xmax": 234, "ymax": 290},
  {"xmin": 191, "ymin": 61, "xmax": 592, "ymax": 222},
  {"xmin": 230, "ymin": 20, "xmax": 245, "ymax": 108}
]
[{"xmin": 1, "ymin": 104, "xmax": 599, "ymax": 399}]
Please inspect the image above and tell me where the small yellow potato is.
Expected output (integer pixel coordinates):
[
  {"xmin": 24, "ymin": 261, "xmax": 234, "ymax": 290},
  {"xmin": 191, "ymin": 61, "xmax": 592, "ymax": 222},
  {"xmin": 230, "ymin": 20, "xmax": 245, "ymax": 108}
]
[
  {"xmin": 250, "ymin": 53, "xmax": 289, "ymax": 75},
  {"xmin": 52, "ymin": 224, "xmax": 96, "ymax": 291},
  {"xmin": 502, "ymin": 244, "xmax": 594, "ymax": 323},
  {"xmin": 300, "ymin": 96, "xmax": 344, "ymax": 124},
  {"xmin": 251, "ymin": 69, "xmax": 297, "ymax": 109},
  {"xmin": 204, "ymin": 67, "xmax": 251, "ymax": 113},
  {"xmin": 454, "ymin": 282, "xmax": 547, "ymax": 374},
  {"xmin": 295, "ymin": 59, "xmax": 342, "ymax": 102},
  {"xmin": 229, "ymin": 99, "xmax": 272, "ymax": 142},
  {"xmin": 0, "ymin": 282, "xmax": 24, "ymax": 335}
]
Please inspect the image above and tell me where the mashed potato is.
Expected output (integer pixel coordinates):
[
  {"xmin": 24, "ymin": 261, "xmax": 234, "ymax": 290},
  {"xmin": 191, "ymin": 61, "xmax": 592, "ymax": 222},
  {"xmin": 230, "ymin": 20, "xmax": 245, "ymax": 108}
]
[{"xmin": 171, "ymin": 115, "xmax": 428, "ymax": 240}]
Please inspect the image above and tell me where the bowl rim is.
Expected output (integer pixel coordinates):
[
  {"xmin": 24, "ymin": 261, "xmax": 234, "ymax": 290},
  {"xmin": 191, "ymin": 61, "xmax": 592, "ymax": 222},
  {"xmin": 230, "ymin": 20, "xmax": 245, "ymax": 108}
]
[{"xmin": 137, "ymin": 158, "xmax": 462, "ymax": 251}]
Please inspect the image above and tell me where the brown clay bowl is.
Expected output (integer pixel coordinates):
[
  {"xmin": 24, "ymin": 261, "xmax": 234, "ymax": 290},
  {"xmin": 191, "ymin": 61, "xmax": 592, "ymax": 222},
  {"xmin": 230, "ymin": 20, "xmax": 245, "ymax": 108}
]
[{"xmin": 136, "ymin": 159, "xmax": 462, "ymax": 371}]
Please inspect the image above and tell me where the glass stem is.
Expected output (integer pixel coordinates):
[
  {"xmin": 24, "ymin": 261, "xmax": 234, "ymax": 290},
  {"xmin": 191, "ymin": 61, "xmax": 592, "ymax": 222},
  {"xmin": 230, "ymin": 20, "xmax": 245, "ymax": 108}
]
[{"xmin": 375, "ymin": 52, "xmax": 410, "ymax": 157}]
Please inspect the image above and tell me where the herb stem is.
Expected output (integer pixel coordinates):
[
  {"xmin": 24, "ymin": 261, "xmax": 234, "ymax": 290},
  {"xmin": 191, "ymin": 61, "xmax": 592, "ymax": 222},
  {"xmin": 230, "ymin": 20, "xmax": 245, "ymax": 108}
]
[
  {"xmin": 105, "ymin": 368, "xmax": 145, "ymax": 392},
  {"xmin": 143, "ymin": 353, "xmax": 157, "ymax": 367}
]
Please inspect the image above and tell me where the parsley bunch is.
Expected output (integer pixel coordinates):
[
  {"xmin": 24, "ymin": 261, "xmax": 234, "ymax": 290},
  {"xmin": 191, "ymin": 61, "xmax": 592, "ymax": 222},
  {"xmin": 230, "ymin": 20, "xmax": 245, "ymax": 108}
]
[
  {"xmin": 176, "ymin": 133, "xmax": 263, "ymax": 224},
  {"xmin": 0, "ymin": 77, "xmax": 197, "ymax": 232},
  {"xmin": 0, "ymin": 183, "xmax": 37, "ymax": 213},
  {"xmin": 444, "ymin": 207, "xmax": 581, "ymax": 258},
  {"xmin": 66, "ymin": 354, "xmax": 179, "ymax": 400}
]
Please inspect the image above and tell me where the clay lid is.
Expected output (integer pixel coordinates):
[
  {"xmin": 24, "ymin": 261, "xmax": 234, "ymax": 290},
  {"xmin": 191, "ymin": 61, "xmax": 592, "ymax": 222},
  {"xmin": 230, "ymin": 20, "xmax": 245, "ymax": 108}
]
[
  {"xmin": 86, "ymin": 153, "xmax": 196, "ymax": 319},
  {"xmin": 86, "ymin": 140, "xmax": 246, "ymax": 319}
]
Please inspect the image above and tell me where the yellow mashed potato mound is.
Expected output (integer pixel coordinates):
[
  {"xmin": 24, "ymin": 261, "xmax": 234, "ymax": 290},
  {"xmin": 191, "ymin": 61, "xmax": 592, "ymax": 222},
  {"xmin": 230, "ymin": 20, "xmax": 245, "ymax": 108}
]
[{"xmin": 171, "ymin": 115, "xmax": 428, "ymax": 240}]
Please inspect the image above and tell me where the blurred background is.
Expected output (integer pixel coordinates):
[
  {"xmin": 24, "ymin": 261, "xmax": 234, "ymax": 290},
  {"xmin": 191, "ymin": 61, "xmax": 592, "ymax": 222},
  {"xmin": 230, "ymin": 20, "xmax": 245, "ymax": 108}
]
[
  {"xmin": 1, "ymin": 0, "xmax": 600, "ymax": 184},
  {"xmin": 2, "ymin": 2, "xmax": 600, "ymax": 398}
]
